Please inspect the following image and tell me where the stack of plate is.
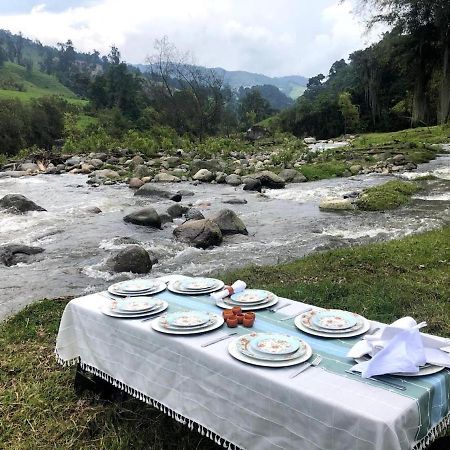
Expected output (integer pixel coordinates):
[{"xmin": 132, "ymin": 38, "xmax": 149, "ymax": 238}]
[
  {"xmin": 295, "ymin": 309, "xmax": 370, "ymax": 338},
  {"xmin": 167, "ymin": 278, "xmax": 224, "ymax": 295},
  {"xmin": 108, "ymin": 279, "xmax": 166, "ymax": 297},
  {"xmin": 216, "ymin": 289, "xmax": 278, "ymax": 311},
  {"xmin": 228, "ymin": 332, "xmax": 313, "ymax": 367},
  {"xmin": 101, "ymin": 296, "xmax": 168, "ymax": 318},
  {"xmin": 151, "ymin": 310, "xmax": 224, "ymax": 334}
]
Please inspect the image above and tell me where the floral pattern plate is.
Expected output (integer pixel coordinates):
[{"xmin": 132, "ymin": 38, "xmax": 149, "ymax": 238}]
[
  {"xmin": 295, "ymin": 311, "xmax": 370, "ymax": 338},
  {"xmin": 229, "ymin": 337, "xmax": 313, "ymax": 367},
  {"xmin": 108, "ymin": 280, "xmax": 166, "ymax": 297},
  {"xmin": 180, "ymin": 278, "xmax": 221, "ymax": 290},
  {"xmin": 116, "ymin": 297, "xmax": 160, "ymax": 313},
  {"xmin": 249, "ymin": 333, "xmax": 301, "ymax": 355},
  {"xmin": 161, "ymin": 311, "xmax": 211, "ymax": 328},
  {"xmin": 151, "ymin": 314, "xmax": 224, "ymax": 335},
  {"xmin": 312, "ymin": 310, "xmax": 357, "ymax": 330},
  {"xmin": 109, "ymin": 279, "xmax": 157, "ymax": 293},
  {"xmin": 300, "ymin": 310, "xmax": 364, "ymax": 334},
  {"xmin": 168, "ymin": 279, "xmax": 224, "ymax": 295},
  {"xmin": 216, "ymin": 295, "xmax": 278, "ymax": 311},
  {"xmin": 223, "ymin": 296, "xmax": 272, "ymax": 306},
  {"xmin": 230, "ymin": 289, "xmax": 273, "ymax": 304},
  {"xmin": 101, "ymin": 300, "xmax": 168, "ymax": 318}
]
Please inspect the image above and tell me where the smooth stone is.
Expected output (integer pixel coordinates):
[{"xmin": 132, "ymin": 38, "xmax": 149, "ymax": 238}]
[
  {"xmin": 167, "ymin": 203, "xmax": 189, "ymax": 218},
  {"xmin": 107, "ymin": 245, "xmax": 152, "ymax": 274},
  {"xmin": 134, "ymin": 184, "xmax": 178, "ymax": 199},
  {"xmin": 278, "ymin": 169, "xmax": 306, "ymax": 183},
  {"xmin": 242, "ymin": 177, "xmax": 262, "ymax": 192},
  {"xmin": 153, "ymin": 173, "xmax": 181, "ymax": 182},
  {"xmin": 190, "ymin": 159, "xmax": 225, "ymax": 174},
  {"xmin": 209, "ymin": 209, "xmax": 248, "ymax": 235},
  {"xmin": 129, "ymin": 178, "xmax": 145, "ymax": 189},
  {"xmin": 134, "ymin": 164, "xmax": 151, "ymax": 178},
  {"xmin": 319, "ymin": 198, "xmax": 355, "ymax": 211},
  {"xmin": 253, "ymin": 171, "xmax": 285, "ymax": 189},
  {"xmin": 19, "ymin": 162, "xmax": 39, "ymax": 172},
  {"xmin": 111, "ymin": 237, "xmax": 140, "ymax": 246},
  {"xmin": 159, "ymin": 213, "xmax": 174, "ymax": 225},
  {"xmin": 0, "ymin": 194, "xmax": 46, "ymax": 214},
  {"xmin": 193, "ymin": 168, "xmax": 214, "ymax": 182},
  {"xmin": 83, "ymin": 206, "xmax": 102, "ymax": 214},
  {"xmin": 349, "ymin": 165, "xmax": 362, "ymax": 175},
  {"xmin": 123, "ymin": 207, "xmax": 162, "ymax": 229},
  {"xmin": 215, "ymin": 172, "xmax": 227, "ymax": 183},
  {"xmin": 173, "ymin": 219, "xmax": 223, "ymax": 249},
  {"xmin": 184, "ymin": 208, "xmax": 205, "ymax": 221},
  {"xmin": 222, "ymin": 197, "xmax": 248, "ymax": 205},
  {"xmin": 225, "ymin": 174, "xmax": 242, "ymax": 186}
]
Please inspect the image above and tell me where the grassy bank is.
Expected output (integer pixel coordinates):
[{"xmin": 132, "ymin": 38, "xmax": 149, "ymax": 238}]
[{"xmin": 1, "ymin": 228, "xmax": 449, "ymax": 448}]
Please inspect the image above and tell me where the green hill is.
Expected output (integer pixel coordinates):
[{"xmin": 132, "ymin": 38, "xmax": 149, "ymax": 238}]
[{"xmin": 0, "ymin": 62, "xmax": 84, "ymax": 104}]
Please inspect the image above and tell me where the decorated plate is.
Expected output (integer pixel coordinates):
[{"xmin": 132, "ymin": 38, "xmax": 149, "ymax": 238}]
[
  {"xmin": 223, "ymin": 296, "xmax": 271, "ymax": 307},
  {"xmin": 312, "ymin": 310, "xmax": 357, "ymax": 330},
  {"xmin": 116, "ymin": 297, "xmax": 160, "ymax": 313},
  {"xmin": 101, "ymin": 300, "xmax": 168, "ymax": 318},
  {"xmin": 229, "ymin": 337, "xmax": 313, "ymax": 367},
  {"xmin": 180, "ymin": 278, "xmax": 221, "ymax": 290},
  {"xmin": 216, "ymin": 296, "xmax": 278, "ymax": 311},
  {"xmin": 109, "ymin": 279, "xmax": 156, "ymax": 293},
  {"xmin": 161, "ymin": 311, "xmax": 211, "ymax": 328},
  {"xmin": 300, "ymin": 310, "xmax": 364, "ymax": 334},
  {"xmin": 168, "ymin": 279, "xmax": 224, "ymax": 295},
  {"xmin": 230, "ymin": 289, "xmax": 272, "ymax": 304},
  {"xmin": 295, "ymin": 312, "xmax": 370, "ymax": 338},
  {"xmin": 151, "ymin": 314, "xmax": 224, "ymax": 335},
  {"xmin": 250, "ymin": 333, "xmax": 301, "ymax": 355},
  {"xmin": 354, "ymin": 357, "xmax": 445, "ymax": 377},
  {"xmin": 108, "ymin": 280, "xmax": 166, "ymax": 297}
]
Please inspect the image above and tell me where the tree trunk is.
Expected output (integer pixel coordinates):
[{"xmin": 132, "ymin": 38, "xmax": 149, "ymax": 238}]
[
  {"xmin": 438, "ymin": 37, "xmax": 450, "ymax": 124},
  {"xmin": 411, "ymin": 41, "xmax": 428, "ymax": 127}
]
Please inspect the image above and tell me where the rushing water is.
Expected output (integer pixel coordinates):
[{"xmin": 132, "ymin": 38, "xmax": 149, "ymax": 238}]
[{"xmin": 0, "ymin": 155, "xmax": 449, "ymax": 320}]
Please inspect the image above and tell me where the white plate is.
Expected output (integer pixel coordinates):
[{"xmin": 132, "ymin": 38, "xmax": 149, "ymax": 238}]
[
  {"xmin": 222, "ymin": 294, "xmax": 275, "ymax": 307},
  {"xmin": 151, "ymin": 314, "xmax": 225, "ymax": 335},
  {"xmin": 101, "ymin": 301, "xmax": 168, "ymax": 318},
  {"xmin": 109, "ymin": 279, "xmax": 157, "ymax": 293},
  {"xmin": 168, "ymin": 282, "xmax": 224, "ymax": 295},
  {"xmin": 228, "ymin": 338, "xmax": 313, "ymax": 367},
  {"xmin": 295, "ymin": 314, "xmax": 371, "ymax": 338},
  {"xmin": 216, "ymin": 296, "xmax": 278, "ymax": 311},
  {"xmin": 299, "ymin": 310, "xmax": 365, "ymax": 334},
  {"xmin": 108, "ymin": 281, "xmax": 167, "ymax": 297},
  {"xmin": 354, "ymin": 357, "xmax": 445, "ymax": 377}
]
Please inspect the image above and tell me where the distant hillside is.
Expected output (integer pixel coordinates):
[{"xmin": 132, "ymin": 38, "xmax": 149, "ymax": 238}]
[
  {"xmin": 136, "ymin": 64, "xmax": 308, "ymax": 99},
  {"xmin": 0, "ymin": 62, "xmax": 83, "ymax": 103}
]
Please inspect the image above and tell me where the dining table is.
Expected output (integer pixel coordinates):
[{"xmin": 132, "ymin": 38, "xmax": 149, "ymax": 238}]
[{"xmin": 55, "ymin": 279, "xmax": 450, "ymax": 450}]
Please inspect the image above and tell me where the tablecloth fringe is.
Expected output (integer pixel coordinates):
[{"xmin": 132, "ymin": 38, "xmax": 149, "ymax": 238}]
[
  {"xmin": 412, "ymin": 411, "xmax": 450, "ymax": 450},
  {"xmin": 54, "ymin": 350, "xmax": 80, "ymax": 367},
  {"xmin": 75, "ymin": 361, "xmax": 241, "ymax": 450}
]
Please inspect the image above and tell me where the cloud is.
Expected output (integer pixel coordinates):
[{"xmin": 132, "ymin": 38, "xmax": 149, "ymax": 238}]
[{"xmin": 0, "ymin": 0, "xmax": 384, "ymax": 77}]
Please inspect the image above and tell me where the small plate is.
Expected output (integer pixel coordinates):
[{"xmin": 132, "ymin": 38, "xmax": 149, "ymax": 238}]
[
  {"xmin": 180, "ymin": 278, "xmax": 221, "ymax": 290},
  {"xmin": 108, "ymin": 280, "xmax": 166, "ymax": 297},
  {"xmin": 300, "ymin": 310, "xmax": 364, "ymax": 334},
  {"xmin": 250, "ymin": 333, "xmax": 301, "ymax": 355},
  {"xmin": 101, "ymin": 300, "xmax": 168, "ymax": 318},
  {"xmin": 229, "ymin": 337, "xmax": 313, "ymax": 367},
  {"xmin": 230, "ymin": 289, "xmax": 272, "ymax": 304},
  {"xmin": 312, "ymin": 310, "xmax": 357, "ymax": 330},
  {"xmin": 216, "ymin": 296, "xmax": 278, "ymax": 311},
  {"xmin": 168, "ymin": 279, "xmax": 224, "ymax": 295},
  {"xmin": 163, "ymin": 311, "xmax": 211, "ymax": 328},
  {"xmin": 109, "ymin": 279, "xmax": 157, "ymax": 293},
  {"xmin": 151, "ymin": 314, "xmax": 224, "ymax": 335},
  {"xmin": 116, "ymin": 297, "xmax": 160, "ymax": 313}
]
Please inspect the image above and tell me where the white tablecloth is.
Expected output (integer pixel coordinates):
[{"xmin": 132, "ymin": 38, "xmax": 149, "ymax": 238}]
[{"xmin": 56, "ymin": 293, "xmax": 448, "ymax": 450}]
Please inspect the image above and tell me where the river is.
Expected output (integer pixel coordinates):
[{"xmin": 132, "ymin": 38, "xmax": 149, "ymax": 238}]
[{"xmin": 0, "ymin": 155, "xmax": 449, "ymax": 320}]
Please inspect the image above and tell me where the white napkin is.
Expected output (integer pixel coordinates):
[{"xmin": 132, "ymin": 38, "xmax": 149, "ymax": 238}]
[
  {"xmin": 210, "ymin": 280, "xmax": 246, "ymax": 301},
  {"xmin": 348, "ymin": 317, "xmax": 450, "ymax": 378}
]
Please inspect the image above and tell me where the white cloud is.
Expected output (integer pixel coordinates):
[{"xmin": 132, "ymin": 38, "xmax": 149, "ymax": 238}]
[{"xmin": 0, "ymin": 0, "xmax": 384, "ymax": 77}]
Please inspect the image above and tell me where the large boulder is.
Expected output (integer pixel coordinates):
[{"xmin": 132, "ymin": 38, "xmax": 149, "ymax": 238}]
[
  {"xmin": 190, "ymin": 159, "xmax": 225, "ymax": 174},
  {"xmin": 167, "ymin": 203, "xmax": 189, "ymax": 218},
  {"xmin": 319, "ymin": 198, "xmax": 355, "ymax": 211},
  {"xmin": 173, "ymin": 219, "xmax": 223, "ymax": 249},
  {"xmin": 90, "ymin": 169, "xmax": 120, "ymax": 180},
  {"xmin": 123, "ymin": 207, "xmax": 161, "ymax": 229},
  {"xmin": 242, "ymin": 177, "xmax": 262, "ymax": 192},
  {"xmin": 244, "ymin": 125, "xmax": 270, "ymax": 141},
  {"xmin": 0, "ymin": 194, "xmax": 46, "ymax": 214},
  {"xmin": 185, "ymin": 208, "xmax": 205, "ymax": 221},
  {"xmin": 153, "ymin": 173, "xmax": 181, "ymax": 182},
  {"xmin": 209, "ymin": 209, "xmax": 248, "ymax": 236},
  {"xmin": 134, "ymin": 184, "xmax": 179, "ymax": 200},
  {"xmin": 253, "ymin": 171, "xmax": 285, "ymax": 189},
  {"xmin": 107, "ymin": 245, "xmax": 152, "ymax": 274},
  {"xmin": 278, "ymin": 169, "xmax": 306, "ymax": 183},
  {"xmin": 19, "ymin": 162, "xmax": 39, "ymax": 172},
  {"xmin": 0, "ymin": 244, "xmax": 45, "ymax": 267},
  {"xmin": 225, "ymin": 174, "xmax": 242, "ymax": 186},
  {"xmin": 192, "ymin": 168, "xmax": 214, "ymax": 182}
]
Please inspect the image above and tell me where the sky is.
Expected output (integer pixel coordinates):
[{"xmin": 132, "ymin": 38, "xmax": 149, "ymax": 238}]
[{"xmin": 0, "ymin": 0, "xmax": 384, "ymax": 78}]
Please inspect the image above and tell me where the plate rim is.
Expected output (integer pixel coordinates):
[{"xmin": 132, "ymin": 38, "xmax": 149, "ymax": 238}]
[
  {"xmin": 249, "ymin": 333, "xmax": 301, "ymax": 356},
  {"xmin": 108, "ymin": 281, "xmax": 167, "ymax": 297},
  {"xmin": 151, "ymin": 314, "xmax": 225, "ymax": 334},
  {"xmin": 295, "ymin": 314, "xmax": 371, "ymax": 338},
  {"xmin": 312, "ymin": 309, "xmax": 358, "ymax": 330},
  {"xmin": 230, "ymin": 289, "xmax": 273, "ymax": 303},
  {"xmin": 101, "ymin": 300, "xmax": 168, "ymax": 318},
  {"xmin": 216, "ymin": 296, "xmax": 278, "ymax": 311}
]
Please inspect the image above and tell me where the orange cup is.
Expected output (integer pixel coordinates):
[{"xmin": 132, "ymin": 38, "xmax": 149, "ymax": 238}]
[
  {"xmin": 243, "ymin": 317, "xmax": 255, "ymax": 328},
  {"xmin": 232, "ymin": 306, "xmax": 242, "ymax": 315},
  {"xmin": 223, "ymin": 309, "xmax": 234, "ymax": 319},
  {"xmin": 236, "ymin": 312, "xmax": 244, "ymax": 324},
  {"xmin": 244, "ymin": 312, "xmax": 255, "ymax": 320},
  {"xmin": 226, "ymin": 316, "xmax": 238, "ymax": 328}
]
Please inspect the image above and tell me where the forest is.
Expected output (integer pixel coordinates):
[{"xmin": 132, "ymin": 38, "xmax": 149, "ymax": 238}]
[{"xmin": 0, "ymin": 0, "xmax": 449, "ymax": 156}]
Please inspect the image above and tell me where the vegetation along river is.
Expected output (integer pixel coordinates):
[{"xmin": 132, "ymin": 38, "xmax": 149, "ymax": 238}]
[{"xmin": 0, "ymin": 155, "xmax": 448, "ymax": 321}]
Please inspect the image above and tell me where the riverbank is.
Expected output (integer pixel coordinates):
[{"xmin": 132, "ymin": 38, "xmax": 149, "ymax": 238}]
[{"xmin": 1, "ymin": 227, "xmax": 449, "ymax": 449}]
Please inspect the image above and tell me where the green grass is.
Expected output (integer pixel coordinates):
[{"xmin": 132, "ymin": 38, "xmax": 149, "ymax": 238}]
[
  {"xmin": 76, "ymin": 114, "xmax": 99, "ymax": 130},
  {"xmin": 0, "ymin": 62, "xmax": 83, "ymax": 104},
  {"xmin": 299, "ymin": 161, "xmax": 348, "ymax": 180},
  {"xmin": 356, "ymin": 180, "xmax": 422, "ymax": 211},
  {"xmin": 1, "ymin": 228, "xmax": 449, "ymax": 448}
]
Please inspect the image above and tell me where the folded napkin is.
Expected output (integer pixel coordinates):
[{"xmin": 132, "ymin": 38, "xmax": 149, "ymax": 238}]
[
  {"xmin": 348, "ymin": 317, "xmax": 450, "ymax": 378},
  {"xmin": 210, "ymin": 280, "xmax": 246, "ymax": 301}
]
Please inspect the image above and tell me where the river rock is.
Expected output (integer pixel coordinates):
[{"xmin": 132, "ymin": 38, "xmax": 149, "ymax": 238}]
[
  {"xmin": 193, "ymin": 169, "xmax": 214, "ymax": 182},
  {"xmin": 129, "ymin": 178, "xmax": 145, "ymax": 189},
  {"xmin": 153, "ymin": 173, "xmax": 181, "ymax": 182},
  {"xmin": 111, "ymin": 237, "xmax": 140, "ymax": 246},
  {"xmin": 244, "ymin": 125, "xmax": 270, "ymax": 141},
  {"xmin": 242, "ymin": 177, "xmax": 262, "ymax": 192},
  {"xmin": 167, "ymin": 203, "xmax": 189, "ymax": 218},
  {"xmin": 84, "ymin": 206, "xmax": 102, "ymax": 214},
  {"xmin": 107, "ymin": 245, "xmax": 152, "ymax": 274},
  {"xmin": 278, "ymin": 169, "xmax": 306, "ymax": 183},
  {"xmin": 222, "ymin": 197, "xmax": 248, "ymax": 204},
  {"xmin": 19, "ymin": 162, "xmax": 39, "ymax": 172},
  {"xmin": 123, "ymin": 207, "xmax": 161, "ymax": 229},
  {"xmin": 133, "ymin": 164, "xmax": 150, "ymax": 178},
  {"xmin": 134, "ymin": 184, "xmax": 179, "ymax": 200},
  {"xmin": 91, "ymin": 169, "xmax": 120, "ymax": 179},
  {"xmin": 392, "ymin": 154, "xmax": 406, "ymax": 164},
  {"xmin": 319, "ymin": 198, "xmax": 355, "ymax": 211},
  {"xmin": 159, "ymin": 213, "xmax": 173, "ymax": 225},
  {"xmin": 131, "ymin": 155, "xmax": 145, "ymax": 166},
  {"xmin": 304, "ymin": 137, "xmax": 316, "ymax": 144},
  {"xmin": 225, "ymin": 174, "xmax": 242, "ymax": 186},
  {"xmin": 215, "ymin": 172, "xmax": 227, "ymax": 183},
  {"xmin": 65, "ymin": 156, "xmax": 83, "ymax": 167},
  {"xmin": 253, "ymin": 171, "xmax": 285, "ymax": 189},
  {"xmin": 173, "ymin": 219, "xmax": 223, "ymax": 249},
  {"xmin": 209, "ymin": 209, "xmax": 248, "ymax": 235},
  {"xmin": 0, "ymin": 170, "xmax": 28, "ymax": 178},
  {"xmin": 349, "ymin": 165, "xmax": 362, "ymax": 175},
  {"xmin": 0, "ymin": 244, "xmax": 45, "ymax": 267},
  {"xmin": 185, "ymin": 208, "xmax": 205, "ymax": 221},
  {"xmin": 190, "ymin": 159, "xmax": 224, "ymax": 174},
  {"xmin": 0, "ymin": 194, "xmax": 46, "ymax": 214}
]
